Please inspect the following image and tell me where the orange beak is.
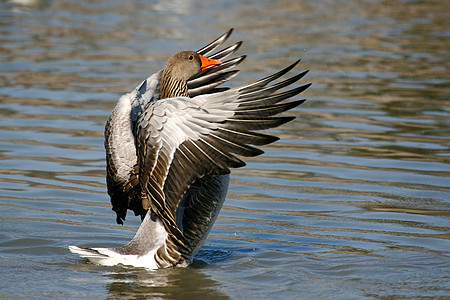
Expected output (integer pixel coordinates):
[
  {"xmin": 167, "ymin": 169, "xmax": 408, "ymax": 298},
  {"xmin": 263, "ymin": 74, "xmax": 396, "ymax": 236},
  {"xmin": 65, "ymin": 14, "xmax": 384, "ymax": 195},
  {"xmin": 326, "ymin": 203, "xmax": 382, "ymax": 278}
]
[{"xmin": 200, "ymin": 55, "xmax": 222, "ymax": 71}]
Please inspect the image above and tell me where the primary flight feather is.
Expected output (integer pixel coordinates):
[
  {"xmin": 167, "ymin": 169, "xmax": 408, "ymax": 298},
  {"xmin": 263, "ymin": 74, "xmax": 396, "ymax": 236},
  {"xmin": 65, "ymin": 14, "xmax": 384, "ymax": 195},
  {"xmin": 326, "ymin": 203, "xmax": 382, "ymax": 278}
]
[{"xmin": 69, "ymin": 29, "xmax": 310, "ymax": 269}]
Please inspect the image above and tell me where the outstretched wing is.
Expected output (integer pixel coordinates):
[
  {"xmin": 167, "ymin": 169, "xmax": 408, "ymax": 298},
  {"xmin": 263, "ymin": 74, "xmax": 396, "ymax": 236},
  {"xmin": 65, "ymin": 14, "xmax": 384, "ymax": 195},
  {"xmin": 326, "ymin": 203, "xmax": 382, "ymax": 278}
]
[
  {"xmin": 105, "ymin": 29, "xmax": 245, "ymax": 224},
  {"xmin": 188, "ymin": 28, "xmax": 245, "ymax": 97},
  {"xmin": 135, "ymin": 61, "xmax": 310, "ymax": 255}
]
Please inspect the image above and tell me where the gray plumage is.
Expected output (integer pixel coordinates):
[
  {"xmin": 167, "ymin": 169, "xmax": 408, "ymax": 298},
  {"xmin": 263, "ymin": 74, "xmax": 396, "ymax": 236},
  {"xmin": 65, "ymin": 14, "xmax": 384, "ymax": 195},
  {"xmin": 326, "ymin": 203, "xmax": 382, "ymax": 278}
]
[{"xmin": 70, "ymin": 29, "xmax": 310, "ymax": 269}]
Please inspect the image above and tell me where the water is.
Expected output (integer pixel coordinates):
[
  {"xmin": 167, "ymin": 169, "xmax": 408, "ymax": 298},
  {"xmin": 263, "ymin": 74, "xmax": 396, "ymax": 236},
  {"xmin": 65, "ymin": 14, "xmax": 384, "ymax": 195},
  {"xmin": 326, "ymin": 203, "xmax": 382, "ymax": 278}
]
[{"xmin": 0, "ymin": 0, "xmax": 449, "ymax": 299}]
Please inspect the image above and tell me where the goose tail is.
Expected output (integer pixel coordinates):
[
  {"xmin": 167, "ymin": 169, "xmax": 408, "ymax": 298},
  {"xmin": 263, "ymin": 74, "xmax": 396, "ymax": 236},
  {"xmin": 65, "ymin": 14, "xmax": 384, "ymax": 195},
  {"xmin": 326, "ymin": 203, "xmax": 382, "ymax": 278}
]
[{"xmin": 69, "ymin": 245, "xmax": 142, "ymax": 268}]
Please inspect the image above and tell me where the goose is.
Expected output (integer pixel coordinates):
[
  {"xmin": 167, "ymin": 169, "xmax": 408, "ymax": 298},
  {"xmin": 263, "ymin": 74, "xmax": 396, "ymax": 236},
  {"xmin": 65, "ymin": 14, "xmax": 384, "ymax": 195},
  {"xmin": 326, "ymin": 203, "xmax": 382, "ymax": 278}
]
[{"xmin": 69, "ymin": 29, "xmax": 310, "ymax": 269}]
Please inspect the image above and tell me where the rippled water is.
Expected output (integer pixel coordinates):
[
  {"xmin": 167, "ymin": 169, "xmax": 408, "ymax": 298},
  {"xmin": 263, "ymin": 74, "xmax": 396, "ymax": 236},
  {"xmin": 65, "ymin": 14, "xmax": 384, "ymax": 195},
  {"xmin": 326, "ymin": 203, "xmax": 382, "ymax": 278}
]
[{"xmin": 1, "ymin": 0, "xmax": 449, "ymax": 299}]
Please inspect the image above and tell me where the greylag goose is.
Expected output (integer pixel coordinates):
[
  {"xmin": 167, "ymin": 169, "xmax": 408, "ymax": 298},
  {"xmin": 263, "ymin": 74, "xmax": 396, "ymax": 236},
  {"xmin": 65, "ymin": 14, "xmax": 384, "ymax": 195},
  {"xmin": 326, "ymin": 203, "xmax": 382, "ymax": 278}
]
[{"xmin": 69, "ymin": 29, "xmax": 310, "ymax": 269}]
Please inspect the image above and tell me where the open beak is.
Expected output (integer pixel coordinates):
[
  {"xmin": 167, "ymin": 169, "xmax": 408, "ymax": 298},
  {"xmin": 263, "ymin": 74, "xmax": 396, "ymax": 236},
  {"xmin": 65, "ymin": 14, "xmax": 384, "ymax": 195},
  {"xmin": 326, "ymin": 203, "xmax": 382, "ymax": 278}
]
[{"xmin": 200, "ymin": 55, "xmax": 222, "ymax": 71}]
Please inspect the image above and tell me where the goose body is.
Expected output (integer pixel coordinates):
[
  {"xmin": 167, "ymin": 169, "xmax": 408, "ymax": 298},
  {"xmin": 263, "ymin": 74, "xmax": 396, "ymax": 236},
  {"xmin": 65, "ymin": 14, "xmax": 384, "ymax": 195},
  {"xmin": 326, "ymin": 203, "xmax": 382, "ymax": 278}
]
[{"xmin": 69, "ymin": 29, "xmax": 310, "ymax": 269}]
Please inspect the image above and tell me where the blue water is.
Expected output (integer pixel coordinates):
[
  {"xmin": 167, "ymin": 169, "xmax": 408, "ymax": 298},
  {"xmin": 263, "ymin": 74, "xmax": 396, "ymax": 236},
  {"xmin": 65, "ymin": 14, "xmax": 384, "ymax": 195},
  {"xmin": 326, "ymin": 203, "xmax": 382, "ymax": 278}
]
[{"xmin": 0, "ymin": 0, "xmax": 449, "ymax": 299}]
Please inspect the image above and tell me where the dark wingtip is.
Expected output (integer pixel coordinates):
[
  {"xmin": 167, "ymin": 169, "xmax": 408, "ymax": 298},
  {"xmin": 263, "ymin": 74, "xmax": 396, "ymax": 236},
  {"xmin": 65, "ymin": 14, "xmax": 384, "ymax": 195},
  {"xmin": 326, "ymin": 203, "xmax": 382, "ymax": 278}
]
[
  {"xmin": 270, "ymin": 136, "xmax": 280, "ymax": 143},
  {"xmin": 298, "ymin": 69, "xmax": 309, "ymax": 79},
  {"xmin": 287, "ymin": 99, "xmax": 306, "ymax": 110},
  {"xmin": 233, "ymin": 160, "xmax": 247, "ymax": 168},
  {"xmin": 300, "ymin": 82, "xmax": 312, "ymax": 92},
  {"xmin": 280, "ymin": 116, "xmax": 296, "ymax": 125},
  {"xmin": 219, "ymin": 28, "xmax": 234, "ymax": 43},
  {"xmin": 303, "ymin": 84, "xmax": 312, "ymax": 97},
  {"xmin": 239, "ymin": 59, "xmax": 305, "ymax": 93},
  {"xmin": 197, "ymin": 28, "xmax": 235, "ymax": 56}
]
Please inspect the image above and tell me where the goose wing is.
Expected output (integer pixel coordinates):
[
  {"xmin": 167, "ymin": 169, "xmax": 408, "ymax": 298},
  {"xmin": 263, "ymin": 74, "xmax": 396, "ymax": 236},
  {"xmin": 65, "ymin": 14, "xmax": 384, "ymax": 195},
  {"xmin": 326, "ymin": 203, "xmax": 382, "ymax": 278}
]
[
  {"xmin": 106, "ymin": 29, "xmax": 244, "ymax": 224},
  {"xmin": 135, "ymin": 62, "xmax": 310, "ymax": 256}
]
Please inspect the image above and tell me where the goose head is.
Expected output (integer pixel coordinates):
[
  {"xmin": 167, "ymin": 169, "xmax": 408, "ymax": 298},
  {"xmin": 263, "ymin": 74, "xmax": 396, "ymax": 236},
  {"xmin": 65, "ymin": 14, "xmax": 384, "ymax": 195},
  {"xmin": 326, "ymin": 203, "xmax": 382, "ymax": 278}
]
[{"xmin": 160, "ymin": 51, "xmax": 221, "ymax": 99}]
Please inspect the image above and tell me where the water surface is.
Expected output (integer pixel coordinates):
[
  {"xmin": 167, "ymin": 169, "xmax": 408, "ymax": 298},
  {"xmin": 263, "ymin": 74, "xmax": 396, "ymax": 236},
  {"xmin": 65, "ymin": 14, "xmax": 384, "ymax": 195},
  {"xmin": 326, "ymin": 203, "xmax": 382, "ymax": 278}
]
[{"xmin": 0, "ymin": 0, "xmax": 449, "ymax": 299}]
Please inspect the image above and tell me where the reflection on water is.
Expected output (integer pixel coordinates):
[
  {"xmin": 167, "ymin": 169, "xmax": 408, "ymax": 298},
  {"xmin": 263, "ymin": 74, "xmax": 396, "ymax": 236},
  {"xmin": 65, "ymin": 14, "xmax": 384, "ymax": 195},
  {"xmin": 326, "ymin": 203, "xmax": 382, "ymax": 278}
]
[
  {"xmin": 0, "ymin": 0, "xmax": 449, "ymax": 299},
  {"xmin": 107, "ymin": 267, "xmax": 230, "ymax": 299}
]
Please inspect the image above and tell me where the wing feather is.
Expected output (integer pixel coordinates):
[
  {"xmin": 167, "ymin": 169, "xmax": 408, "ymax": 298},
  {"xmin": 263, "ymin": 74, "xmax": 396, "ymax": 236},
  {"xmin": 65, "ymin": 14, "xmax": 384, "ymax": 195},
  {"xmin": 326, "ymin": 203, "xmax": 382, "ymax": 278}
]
[
  {"xmin": 105, "ymin": 29, "xmax": 244, "ymax": 224},
  {"xmin": 196, "ymin": 28, "xmax": 234, "ymax": 56},
  {"xmin": 134, "ymin": 62, "xmax": 309, "ymax": 257},
  {"xmin": 105, "ymin": 31, "xmax": 310, "ymax": 265}
]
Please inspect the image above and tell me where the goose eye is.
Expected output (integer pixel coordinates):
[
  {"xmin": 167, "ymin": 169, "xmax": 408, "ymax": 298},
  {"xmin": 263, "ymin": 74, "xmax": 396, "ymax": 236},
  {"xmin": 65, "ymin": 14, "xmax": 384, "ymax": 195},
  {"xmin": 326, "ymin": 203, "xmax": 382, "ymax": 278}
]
[{"xmin": 188, "ymin": 55, "xmax": 194, "ymax": 60}]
